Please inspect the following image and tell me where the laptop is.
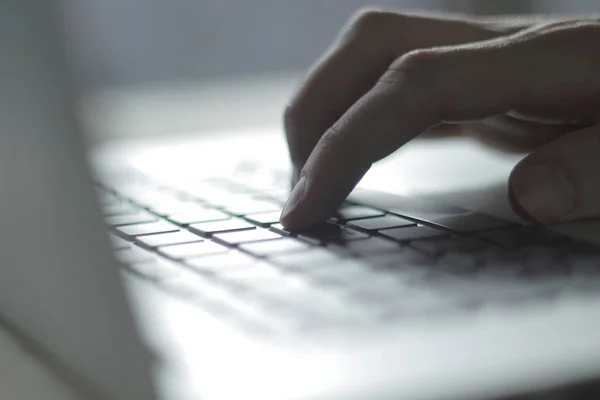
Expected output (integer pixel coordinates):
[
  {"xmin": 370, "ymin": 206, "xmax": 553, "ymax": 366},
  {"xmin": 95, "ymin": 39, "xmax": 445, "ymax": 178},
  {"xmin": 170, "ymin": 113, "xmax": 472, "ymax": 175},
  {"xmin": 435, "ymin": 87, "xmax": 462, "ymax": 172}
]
[{"xmin": 4, "ymin": 2, "xmax": 600, "ymax": 399}]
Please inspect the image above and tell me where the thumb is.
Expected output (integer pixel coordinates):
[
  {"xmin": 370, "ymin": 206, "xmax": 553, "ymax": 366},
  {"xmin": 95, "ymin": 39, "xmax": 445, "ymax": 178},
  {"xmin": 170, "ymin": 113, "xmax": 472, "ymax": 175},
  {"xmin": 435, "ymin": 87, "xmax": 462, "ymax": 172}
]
[{"xmin": 509, "ymin": 124, "xmax": 600, "ymax": 225}]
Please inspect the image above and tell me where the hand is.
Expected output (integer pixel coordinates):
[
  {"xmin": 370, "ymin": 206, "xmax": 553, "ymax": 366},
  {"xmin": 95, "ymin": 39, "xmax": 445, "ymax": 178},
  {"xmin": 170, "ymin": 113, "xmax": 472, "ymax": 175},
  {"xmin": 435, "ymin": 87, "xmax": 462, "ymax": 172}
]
[{"xmin": 280, "ymin": 9, "xmax": 600, "ymax": 229}]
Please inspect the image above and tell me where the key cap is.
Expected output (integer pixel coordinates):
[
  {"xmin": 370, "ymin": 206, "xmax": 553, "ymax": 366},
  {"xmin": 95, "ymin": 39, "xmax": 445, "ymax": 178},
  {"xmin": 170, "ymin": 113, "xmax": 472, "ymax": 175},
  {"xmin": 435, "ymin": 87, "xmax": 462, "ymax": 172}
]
[
  {"xmin": 427, "ymin": 213, "xmax": 515, "ymax": 233},
  {"xmin": 168, "ymin": 209, "xmax": 230, "ymax": 225},
  {"xmin": 244, "ymin": 211, "xmax": 283, "ymax": 226},
  {"xmin": 269, "ymin": 223, "xmax": 293, "ymax": 236},
  {"xmin": 410, "ymin": 236, "xmax": 486, "ymax": 257},
  {"xmin": 190, "ymin": 219, "xmax": 255, "ymax": 236},
  {"xmin": 478, "ymin": 226, "xmax": 570, "ymax": 249},
  {"xmin": 348, "ymin": 215, "xmax": 416, "ymax": 231},
  {"xmin": 339, "ymin": 237, "xmax": 402, "ymax": 255},
  {"xmin": 569, "ymin": 254, "xmax": 600, "ymax": 277},
  {"xmin": 297, "ymin": 223, "xmax": 369, "ymax": 244},
  {"xmin": 217, "ymin": 263, "xmax": 283, "ymax": 284},
  {"xmin": 224, "ymin": 200, "xmax": 280, "ymax": 216},
  {"xmin": 136, "ymin": 230, "xmax": 203, "ymax": 248},
  {"xmin": 124, "ymin": 190, "xmax": 174, "ymax": 206},
  {"xmin": 334, "ymin": 205, "xmax": 385, "ymax": 221},
  {"xmin": 159, "ymin": 241, "xmax": 229, "ymax": 260},
  {"xmin": 101, "ymin": 202, "xmax": 140, "ymax": 216},
  {"xmin": 380, "ymin": 225, "xmax": 446, "ymax": 242},
  {"xmin": 186, "ymin": 252, "xmax": 256, "ymax": 274},
  {"xmin": 477, "ymin": 260, "xmax": 525, "ymax": 279},
  {"xmin": 116, "ymin": 220, "xmax": 180, "ymax": 238},
  {"xmin": 240, "ymin": 238, "xmax": 311, "ymax": 257},
  {"xmin": 114, "ymin": 246, "xmax": 155, "ymax": 265},
  {"xmin": 437, "ymin": 252, "xmax": 479, "ymax": 274},
  {"xmin": 249, "ymin": 275, "xmax": 312, "ymax": 297},
  {"xmin": 105, "ymin": 212, "xmax": 158, "ymax": 227},
  {"xmin": 303, "ymin": 260, "xmax": 372, "ymax": 285},
  {"xmin": 146, "ymin": 200, "xmax": 203, "ymax": 216},
  {"xmin": 127, "ymin": 258, "xmax": 181, "ymax": 280},
  {"xmin": 367, "ymin": 246, "xmax": 432, "ymax": 269},
  {"xmin": 269, "ymin": 249, "xmax": 343, "ymax": 270},
  {"xmin": 213, "ymin": 229, "xmax": 283, "ymax": 245},
  {"xmin": 159, "ymin": 267, "xmax": 227, "ymax": 301}
]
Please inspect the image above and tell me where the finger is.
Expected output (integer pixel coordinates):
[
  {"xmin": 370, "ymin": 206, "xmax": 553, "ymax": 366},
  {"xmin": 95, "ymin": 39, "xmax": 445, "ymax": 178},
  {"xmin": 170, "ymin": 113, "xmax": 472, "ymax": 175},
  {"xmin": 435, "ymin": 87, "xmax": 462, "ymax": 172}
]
[
  {"xmin": 460, "ymin": 114, "xmax": 588, "ymax": 152},
  {"xmin": 281, "ymin": 20, "xmax": 600, "ymax": 229},
  {"xmin": 284, "ymin": 10, "xmax": 528, "ymax": 181},
  {"xmin": 509, "ymin": 124, "xmax": 600, "ymax": 225}
]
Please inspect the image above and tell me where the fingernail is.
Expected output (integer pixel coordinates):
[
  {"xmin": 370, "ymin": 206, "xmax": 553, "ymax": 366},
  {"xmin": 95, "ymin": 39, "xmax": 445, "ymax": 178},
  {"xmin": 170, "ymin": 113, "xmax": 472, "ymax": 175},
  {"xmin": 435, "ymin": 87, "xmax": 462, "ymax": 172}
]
[
  {"xmin": 281, "ymin": 176, "xmax": 307, "ymax": 222},
  {"xmin": 510, "ymin": 163, "xmax": 575, "ymax": 224}
]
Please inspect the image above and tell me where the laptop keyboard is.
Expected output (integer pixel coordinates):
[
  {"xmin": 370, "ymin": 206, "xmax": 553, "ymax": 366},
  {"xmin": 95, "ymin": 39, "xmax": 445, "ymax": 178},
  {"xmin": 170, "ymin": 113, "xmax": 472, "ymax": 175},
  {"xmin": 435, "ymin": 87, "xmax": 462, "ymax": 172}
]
[{"xmin": 98, "ymin": 166, "xmax": 600, "ymax": 334}]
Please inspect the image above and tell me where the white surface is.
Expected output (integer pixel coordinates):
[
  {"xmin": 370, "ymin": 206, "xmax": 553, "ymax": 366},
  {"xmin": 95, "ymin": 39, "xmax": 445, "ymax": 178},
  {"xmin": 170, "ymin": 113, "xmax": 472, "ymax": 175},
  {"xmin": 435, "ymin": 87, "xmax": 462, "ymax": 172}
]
[{"xmin": 94, "ymin": 130, "xmax": 600, "ymax": 400}]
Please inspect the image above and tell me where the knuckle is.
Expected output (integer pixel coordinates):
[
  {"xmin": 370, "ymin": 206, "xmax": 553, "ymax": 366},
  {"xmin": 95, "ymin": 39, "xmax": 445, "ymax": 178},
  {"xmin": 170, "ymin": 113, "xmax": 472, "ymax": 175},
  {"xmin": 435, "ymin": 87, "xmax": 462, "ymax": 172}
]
[
  {"xmin": 283, "ymin": 104, "xmax": 301, "ymax": 131},
  {"xmin": 381, "ymin": 49, "xmax": 442, "ymax": 84},
  {"xmin": 531, "ymin": 18, "xmax": 600, "ymax": 39},
  {"xmin": 344, "ymin": 8, "xmax": 403, "ymax": 44},
  {"xmin": 567, "ymin": 20, "xmax": 600, "ymax": 38},
  {"xmin": 350, "ymin": 8, "xmax": 391, "ymax": 30}
]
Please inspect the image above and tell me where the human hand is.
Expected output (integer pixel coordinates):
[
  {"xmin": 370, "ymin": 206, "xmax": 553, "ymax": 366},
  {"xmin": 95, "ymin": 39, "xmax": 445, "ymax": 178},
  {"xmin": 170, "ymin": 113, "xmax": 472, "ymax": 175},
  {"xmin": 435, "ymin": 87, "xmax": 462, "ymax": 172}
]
[{"xmin": 280, "ymin": 9, "xmax": 600, "ymax": 229}]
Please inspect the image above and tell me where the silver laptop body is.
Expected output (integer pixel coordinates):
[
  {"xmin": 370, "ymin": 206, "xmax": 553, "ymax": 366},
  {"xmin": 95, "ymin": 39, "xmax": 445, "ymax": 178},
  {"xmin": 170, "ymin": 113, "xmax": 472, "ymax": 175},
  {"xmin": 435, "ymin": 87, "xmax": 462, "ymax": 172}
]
[{"xmin": 4, "ymin": 2, "xmax": 600, "ymax": 400}]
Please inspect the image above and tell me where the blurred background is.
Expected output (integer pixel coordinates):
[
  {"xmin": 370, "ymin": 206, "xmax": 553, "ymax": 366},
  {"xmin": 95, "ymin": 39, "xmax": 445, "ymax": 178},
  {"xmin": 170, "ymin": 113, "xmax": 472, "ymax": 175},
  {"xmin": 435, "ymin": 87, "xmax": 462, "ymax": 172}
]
[{"xmin": 68, "ymin": 0, "xmax": 599, "ymax": 142}]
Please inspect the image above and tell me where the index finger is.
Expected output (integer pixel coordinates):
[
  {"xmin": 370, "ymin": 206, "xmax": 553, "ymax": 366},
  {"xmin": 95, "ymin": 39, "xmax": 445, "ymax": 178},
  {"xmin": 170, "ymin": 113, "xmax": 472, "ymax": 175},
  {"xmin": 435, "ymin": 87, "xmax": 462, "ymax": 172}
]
[
  {"xmin": 284, "ymin": 10, "xmax": 528, "ymax": 182},
  {"xmin": 281, "ymin": 20, "xmax": 600, "ymax": 229}
]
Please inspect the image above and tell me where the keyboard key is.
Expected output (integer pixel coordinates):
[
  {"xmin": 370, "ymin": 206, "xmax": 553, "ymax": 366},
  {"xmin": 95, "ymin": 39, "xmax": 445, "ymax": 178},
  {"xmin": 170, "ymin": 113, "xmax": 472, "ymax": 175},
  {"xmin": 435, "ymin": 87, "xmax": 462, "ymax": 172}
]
[
  {"xmin": 124, "ymin": 189, "xmax": 174, "ymax": 206},
  {"xmin": 409, "ymin": 236, "xmax": 486, "ymax": 257},
  {"xmin": 186, "ymin": 252, "xmax": 256, "ymax": 273},
  {"xmin": 105, "ymin": 212, "xmax": 158, "ymax": 227},
  {"xmin": 116, "ymin": 220, "xmax": 180, "ymax": 238},
  {"xmin": 159, "ymin": 267, "xmax": 228, "ymax": 301},
  {"xmin": 190, "ymin": 219, "xmax": 255, "ymax": 236},
  {"xmin": 340, "ymin": 237, "xmax": 402, "ymax": 255},
  {"xmin": 437, "ymin": 252, "xmax": 479, "ymax": 273},
  {"xmin": 408, "ymin": 212, "xmax": 514, "ymax": 233},
  {"xmin": 217, "ymin": 263, "xmax": 284, "ymax": 285},
  {"xmin": 334, "ymin": 205, "xmax": 385, "ymax": 221},
  {"xmin": 127, "ymin": 258, "xmax": 181, "ymax": 280},
  {"xmin": 269, "ymin": 223, "xmax": 293, "ymax": 236},
  {"xmin": 240, "ymin": 238, "xmax": 311, "ymax": 257},
  {"xmin": 249, "ymin": 275, "xmax": 313, "ymax": 298},
  {"xmin": 114, "ymin": 246, "xmax": 155, "ymax": 265},
  {"xmin": 297, "ymin": 223, "xmax": 369, "ymax": 244},
  {"xmin": 168, "ymin": 209, "xmax": 231, "ymax": 225},
  {"xmin": 348, "ymin": 215, "xmax": 416, "ymax": 231},
  {"xmin": 478, "ymin": 226, "xmax": 569, "ymax": 249},
  {"xmin": 244, "ymin": 211, "xmax": 282, "ymax": 226},
  {"xmin": 367, "ymin": 248, "xmax": 432, "ymax": 271},
  {"xmin": 159, "ymin": 241, "xmax": 229, "ymax": 260},
  {"xmin": 147, "ymin": 200, "xmax": 203, "ymax": 216},
  {"xmin": 136, "ymin": 230, "xmax": 203, "ymax": 248},
  {"xmin": 224, "ymin": 200, "xmax": 280, "ymax": 216},
  {"xmin": 303, "ymin": 260, "xmax": 372, "ymax": 285},
  {"xmin": 380, "ymin": 225, "xmax": 446, "ymax": 242},
  {"xmin": 269, "ymin": 249, "xmax": 343, "ymax": 270},
  {"xmin": 213, "ymin": 229, "xmax": 283, "ymax": 245},
  {"xmin": 101, "ymin": 202, "xmax": 140, "ymax": 216},
  {"xmin": 477, "ymin": 260, "xmax": 525, "ymax": 279}
]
